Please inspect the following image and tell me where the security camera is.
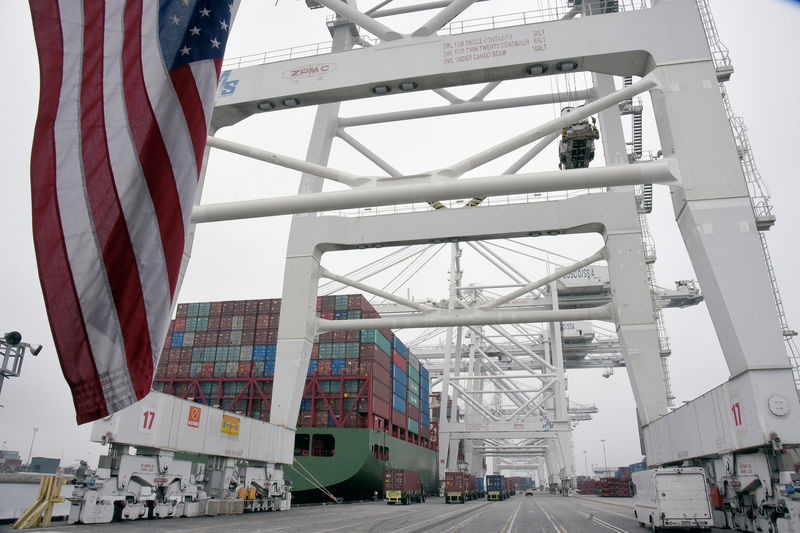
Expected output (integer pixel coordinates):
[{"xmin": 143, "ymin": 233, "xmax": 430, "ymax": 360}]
[{"xmin": 4, "ymin": 331, "xmax": 22, "ymax": 346}]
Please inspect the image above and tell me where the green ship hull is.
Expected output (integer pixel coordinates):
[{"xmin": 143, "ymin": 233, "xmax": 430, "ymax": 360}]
[{"xmin": 288, "ymin": 428, "xmax": 438, "ymax": 503}]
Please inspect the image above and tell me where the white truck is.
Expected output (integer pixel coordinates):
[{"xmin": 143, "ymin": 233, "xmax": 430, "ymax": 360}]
[{"xmin": 632, "ymin": 467, "xmax": 713, "ymax": 531}]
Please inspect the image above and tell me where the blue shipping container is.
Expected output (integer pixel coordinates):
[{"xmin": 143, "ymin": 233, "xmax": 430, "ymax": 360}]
[
  {"xmin": 307, "ymin": 360, "xmax": 319, "ymax": 377},
  {"xmin": 391, "ymin": 334, "xmax": 409, "ymax": 358},
  {"xmin": 392, "ymin": 393, "xmax": 407, "ymax": 414},
  {"xmin": 171, "ymin": 332, "xmax": 184, "ymax": 347},
  {"xmin": 391, "ymin": 365, "xmax": 407, "ymax": 385}
]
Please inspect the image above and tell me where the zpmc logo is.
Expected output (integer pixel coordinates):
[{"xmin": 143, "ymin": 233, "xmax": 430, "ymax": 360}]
[{"xmin": 283, "ymin": 63, "xmax": 337, "ymax": 80}]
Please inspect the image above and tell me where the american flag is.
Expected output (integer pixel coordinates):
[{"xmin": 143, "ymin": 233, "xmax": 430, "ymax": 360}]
[{"xmin": 29, "ymin": 0, "xmax": 236, "ymax": 424}]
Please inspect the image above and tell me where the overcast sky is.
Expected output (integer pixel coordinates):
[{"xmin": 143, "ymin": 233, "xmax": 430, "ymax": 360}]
[{"xmin": 1, "ymin": 0, "xmax": 799, "ymax": 476}]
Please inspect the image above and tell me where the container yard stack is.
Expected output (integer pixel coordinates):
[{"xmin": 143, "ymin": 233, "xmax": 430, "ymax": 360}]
[
  {"xmin": 599, "ymin": 477, "xmax": 633, "ymax": 497},
  {"xmin": 153, "ymin": 295, "xmax": 435, "ymax": 441},
  {"xmin": 153, "ymin": 294, "xmax": 436, "ymax": 502},
  {"xmin": 576, "ymin": 477, "xmax": 598, "ymax": 495}
]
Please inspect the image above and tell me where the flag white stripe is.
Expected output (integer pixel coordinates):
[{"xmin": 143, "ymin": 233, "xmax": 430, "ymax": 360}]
[
  {"xmin": 103, "ymin": 1, "xmax": 173, "ymax": 367},
  {"xmin": 55, "ymin": 0, "xmax": 133, "ymax": 413},
  {"xmin": 140, "ymin": 1, "xmax": 198, "ymax": 235},
  {"xmin": 191, "ymin": 60, "xmax": 219, "ymax": 140}
]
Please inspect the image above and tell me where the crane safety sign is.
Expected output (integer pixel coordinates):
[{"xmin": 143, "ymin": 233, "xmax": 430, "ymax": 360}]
[
  {"xmin": 221, "ymin": 414, "xmax": 240, "ymax": 436},
  {"xmin": 188, "ymin": 406, "xmax": 201, "ymax": 428}
]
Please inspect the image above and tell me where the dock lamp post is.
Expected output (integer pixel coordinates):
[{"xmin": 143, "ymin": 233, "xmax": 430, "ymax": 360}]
[
  {"xmin": 0, "ymin": 331, "xmax": 43, "ymax": 398},
  {"xmin": 583, "ymin": 450, "xmax": 589, "ymax": 477},
  {"xmin": 27, "ymin": 427, "xmax": 39, "ymax": 468},
  {"xmin": 601, "ymin": 439, "xmax": 608, "ymax": 475}
]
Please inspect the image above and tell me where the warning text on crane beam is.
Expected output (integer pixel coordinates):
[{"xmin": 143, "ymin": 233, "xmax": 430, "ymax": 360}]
[{"xmin": 441, "ymin": 30, "xmax": 544, "ymax": 65}]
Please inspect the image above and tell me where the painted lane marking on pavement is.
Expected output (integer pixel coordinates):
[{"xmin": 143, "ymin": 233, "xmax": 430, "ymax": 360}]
[
  {"xmin": 533, "ymin": 496, "xmax": 568, "ymax": 533},
  {"xmin": 501, "ymin": 498, "xmax": 524, "ymax": 533},
  {"xmin": 440, "ymin": 508, "xmax": 489, "ymax": 532},
  {"xmin": 573, "ymin": 499, "xmax": 638, "ymax": 521},
  {"xmin": 576, "ymin": 510, "xmax": 632, "ymax": 533}
]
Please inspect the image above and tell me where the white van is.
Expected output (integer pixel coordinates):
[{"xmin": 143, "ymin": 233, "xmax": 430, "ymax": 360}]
[{"xmin": 632, "ymin": 467, "xmax": 713, "ymax": 531}]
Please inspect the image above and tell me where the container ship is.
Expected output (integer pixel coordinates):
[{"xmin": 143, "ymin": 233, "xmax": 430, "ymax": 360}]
[{"xmin": 152, "ymin": 294, "xmax": 437, "ymax": 502}]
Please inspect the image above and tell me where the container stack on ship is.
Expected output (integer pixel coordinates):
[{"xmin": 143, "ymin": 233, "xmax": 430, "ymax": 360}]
[{"xmin": 153, "ymin": 294, "xmax": 438, "ymax": 502}]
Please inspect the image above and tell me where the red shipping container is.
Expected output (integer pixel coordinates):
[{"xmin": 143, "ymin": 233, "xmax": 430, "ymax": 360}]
[
  {"xmin": 221, "ymin": 301, "xmax": 236, "ymax": 315},
  {"xmin": 392, "ymin": 350, "xmax": 407, "ymax": 372},
  {"xmin": 267, "ymin": 331, "xmax": 278, "ymax": 344},
  {"xmin": 233, "ymin": 301, "xmax": 247, "ymax": 314},
  {"xmin": 392, "ymin": 409, "xmax": 407, "ymax": 429},
  {"xmin": 320, "ymin": 311, "xmax": 334, "ymax": 320},
  {"xmin": 175, "ymin": 303, "xmax": 189, "ymax": 318},
  {"xmin": 384, "ymin": 468, "xmax": 420, "ymax": 494},
  {"xmin": 372, "ymin": 397, "xmax": 391, "ymax": 419},
  {"xmin": 200, "ymin": 362, "xmax": 215, "ymax": 377},
  {"xmin": 360, "ymin": 344, "xmax": 390, "ymax": 369},
  {"xmin": 245, "ymin": 300, "xmax": 260, "ymax": 315},
  {"xmin": 270, "ymin": 299, "xmax": 281, "ymax": 313},
  {"xmin": 332, "ymin": 331, "xmax": 347, "ymax": 342},
  {"xmin": 321, "ymin": 296, "xmax": 335, "ymax": 311},
  {"xmin": 220, "ymin": 316, "xmax": 233, "ymax": 329},
  {"xmin": 207, "ymin": 316, "xmax": 221, "ymax": 331},
  {"xmin": 345, "ymin": 360, "xmax": 360, "ymax": 376},
  {"xmin": 347, "ymin": 294, "xmax": 361, "ymax": 309},
  {"xmin": 243, "ymin": 315, "xmax": 257, "ymax": 329},
  {"xmin": 254, "ymin": 330, "xmax": 269, "ymax": 344},
  {"xmin": 420, "ymin": 425, "xmax": 430, "ymax": 440},
  {"xmin": 319, "ymin": 331, "xmax": 334, "ymax": 343},
  {"xmin": 173, "ymin": 318, "xmax": 186, "ymax": 332},
  {"xmin": 311, "ymin": 344, "xmax": 319, "ymax": 359},
  {"xmin": 175, "ymin": 364, "xmax": 189, "ymax": 378},
  {"xmin": 237, "ymin": 362, "xmax": 253, "ymax": 378},
  {"xmin": 316, "ymin": 296, "xmax": 323, "ymax": 311},
  {"xmin": 257, "ymin": 300, "xmax": 271, "ymax": 314},
  {"xmin": 314, "ymin": 411, "xmax": 329, "ymax": 427},
  {"xmin": 372, "ymin": 378, "xmax": 391, "ymax": 402},
  {"xmin": 209, "ymin": 302, "xmax": 223, "ymax": 315},
  {"xmin": 241, "ymin": 330, "xmax": 255, "ymax": 344},
  {"xmin": 408, "ymin": 405, "xmax": 419, "ymax": 420},
  {"xmin": 317, "ymin": 360, "xmax": 332, "ymax": 376},
  {"xmin": 256, "ymin": 315, "xmax": 270, "ymax": 329},
  {"xmin": 298, "ymin": 412, "xmax": 313, "ymax": 428},
  {"xmin": 345, "ymin": 330, "xmax": 360, "ymax": 342},
  {"xmin": 359, "ymin": 360, "xmax": 390, "ymax": 383},
  {"xmin": 380, "ymin": 329, "xmax": 393, "ymax": 344},
  {"xmin": 217, "ymin": 330, "xmax": 231, "ymax": 345},
  {"xmin": 360, "ymin": 298, "xmax": 377, "ymax": 314},
  {"xmin": 180, "ymin": 347, "xmax": 193, "ymax": 362}
]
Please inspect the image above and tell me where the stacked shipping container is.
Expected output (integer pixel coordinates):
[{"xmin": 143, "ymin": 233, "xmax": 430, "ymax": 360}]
[{"xmin": 153, "ymin": 295, "xmax": 432, "ymax": 448}]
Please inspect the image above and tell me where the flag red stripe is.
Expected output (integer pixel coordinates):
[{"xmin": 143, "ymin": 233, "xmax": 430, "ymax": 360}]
[
  {"xmin": 170, "ymin": 66, "xmax": 207, "ymax": 176},
  {"xmin": 122, "ymin": 0, "xmax": 185, "ymax": 298},
  {"xmin": 29, "ymin": 0, "xmax": 108, "ymax": 423},
  {"xmin": 82, "ymin": 2, "xmax": 153, "ymax": 400}
]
